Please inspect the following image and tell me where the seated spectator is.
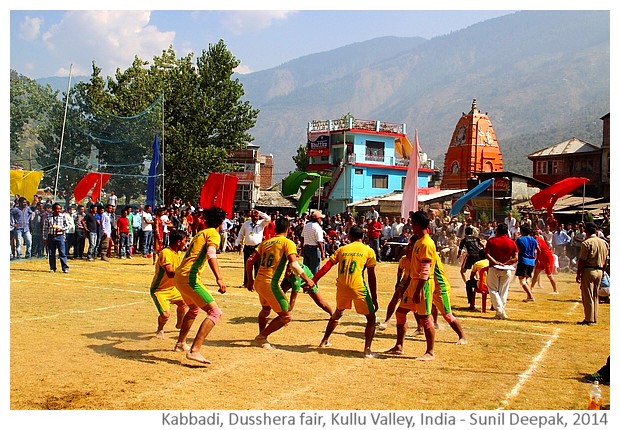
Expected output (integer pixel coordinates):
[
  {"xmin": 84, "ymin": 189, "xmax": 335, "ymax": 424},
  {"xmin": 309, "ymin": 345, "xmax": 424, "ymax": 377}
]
[{"xmin": 558, "ymin": 249, "xmax": 571, "ymax": 273}]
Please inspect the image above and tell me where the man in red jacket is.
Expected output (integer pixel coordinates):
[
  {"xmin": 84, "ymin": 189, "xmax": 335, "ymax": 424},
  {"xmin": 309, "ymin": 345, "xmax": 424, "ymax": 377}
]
[{"xmin": 367, "ymin": 217, "xmax": 383, "ymax": 263}]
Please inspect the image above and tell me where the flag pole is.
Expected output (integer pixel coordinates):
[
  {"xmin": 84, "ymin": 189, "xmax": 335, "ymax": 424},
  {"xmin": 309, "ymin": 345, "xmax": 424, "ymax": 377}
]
[
  {"xmin": 581, "ymin": 181, "xmax": 585, "ymax": 223},
  {"xmin": 54, "ymin": 63, "xmax": 72, "ymax": 204}
]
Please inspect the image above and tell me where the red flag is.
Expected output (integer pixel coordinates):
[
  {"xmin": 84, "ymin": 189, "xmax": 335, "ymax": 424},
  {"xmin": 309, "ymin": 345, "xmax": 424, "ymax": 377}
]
[
  {"xmin": 401, "ymin": 129, "xmax": 421, "ymax": 219},
  {"xmin": 200, "ymin": 173, "xmax": 239, "ymax": 218},
  {"xmin": 74, "ymin": 172, "xmax": 112, "ymax": 203},
  {"xmin": 531, "ymin": 177, "xmax": 590, "ymax": 218}
]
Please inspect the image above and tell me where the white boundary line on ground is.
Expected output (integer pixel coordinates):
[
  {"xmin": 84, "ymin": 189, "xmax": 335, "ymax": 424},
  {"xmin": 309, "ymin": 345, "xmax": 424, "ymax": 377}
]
[
  {"xmin": 497, "ymin": 301, "xmax": 583, "ymax": 409},
  {"xmin": 10, "ymin": 300, "xmax": 148, "ymax": 323},
  {"xmin": 498, "ymin": 327, "xmax": 561, "ymax": 410},
  {"xmin": 494, "ymin": 329, "xmax": 555, "ymax": 337}
]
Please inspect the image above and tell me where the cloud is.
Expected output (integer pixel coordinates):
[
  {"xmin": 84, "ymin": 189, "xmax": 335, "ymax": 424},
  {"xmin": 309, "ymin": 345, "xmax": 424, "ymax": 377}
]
[
  {"xmin": 41, "ymin": 11, "xmax": 175, "ymax": 77},
  {"xmin": 233, "ymin": 63, "xmax": 254, "ymax": 75},
  {"xmin": 220, "ymin": 10, "xmax": 297, "ymax": 36},
  {"xmin": 19, "ymin": 16, "xmax": 43, "ymax": 41}
]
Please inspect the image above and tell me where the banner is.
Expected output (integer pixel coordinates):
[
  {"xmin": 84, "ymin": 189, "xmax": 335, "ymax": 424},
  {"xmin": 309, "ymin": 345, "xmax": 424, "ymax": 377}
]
[
  {"xmin": 10, "ymin": 170, "xmax": 44, "ymax": 200},
  {"xmin": 401, "ymin": 129, "xmax": 421, "ymax": 219}
]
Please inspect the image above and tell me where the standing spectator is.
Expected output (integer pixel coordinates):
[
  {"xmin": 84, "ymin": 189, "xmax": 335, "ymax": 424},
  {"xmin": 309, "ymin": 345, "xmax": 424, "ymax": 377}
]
[
  {"xmin": 542, "ymin": 225, "xmax": 553, "ymax": 249},
  {"xmin": 64, "ymin": 206, "xmax": 76, "ymax": 258},
  {"xmin": 365, "ymin": 205, "xmax": 380, "ymax": 221},
  {"xmin": 381, "ymin": 216, "xmax": 393, "ymax": 242},
  {"xmin": 43, "ymin": 203, "xmax": 69, "ymax": 273},
  {"xmin": 300, "ymin": 210, "xmax": 327, "ymax": 275},
  {"xmin": 552, "ymin": 224, "xmax": 571, "ymax": 256},
  {"xmin": 107, "ymin": 191, "xmax": 118, "ymax": 209},
  {"xmin": 100, "ymin": 204, "xmax": 113, "ymax": 262},
  {"xmin": 84, "ymin": 204, "xmax": 99, "ymax": 261},
  {"xmin": 575, "ymin": 222, "xmax": 609, "ymax": 325},
  {"xmin": 570, "ymin": 223, "xmax": 586, "ymax": 260},
  {"xmin": 235, "ymin": 209, "xmax": 271, "ymax": 288},
  {"xmin": 219, "ymin": 216, "xmax": 233, "ymax": 252},
  {"xmin": 126, "ymin": 205, "xmax": 134, "ymax": 256},
  {"xmin": 74, "ymin": 205, "xmax": 86, "ymax": 259},
  {"xmin": 15, "ymin": 197, "xmax": 34, "ymax": 258},
  {"xmin": 391, "ymin": 216, "xmax": 404, "ymax": 238},
  {"xmin": 485, "ymin": 223, "xmax": 518, "ymax": 319},
  {"xmin": 504, "ymin": 212, "xmax": 517, "ymax": 237},
  {"xmin": 30, "ymin": 202, "xmax": 45, "ymax": 258},
  {"xmin": 132, "ymin": 205, "xmax": 143, "ymax": 255},
  {"xmin": 367, "ymin": 217, "xmax": 383, "ymax": 263},
  {"xmin": 117, "ymin": 207, "xmax": 131, "ymax": 258},
  {"xmin": 142, "ymin": 204, "xmax": 155, "ymax": 258}
]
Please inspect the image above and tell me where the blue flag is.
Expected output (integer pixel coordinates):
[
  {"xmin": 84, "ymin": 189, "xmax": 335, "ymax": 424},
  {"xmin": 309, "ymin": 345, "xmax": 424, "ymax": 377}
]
[
  {"xmin": 450, "ymin": 178, "xmax": 494, "ymax": 217},
  {"xmin": 146, "ymin": 133, "xmax": 160, "ymax": 208}
]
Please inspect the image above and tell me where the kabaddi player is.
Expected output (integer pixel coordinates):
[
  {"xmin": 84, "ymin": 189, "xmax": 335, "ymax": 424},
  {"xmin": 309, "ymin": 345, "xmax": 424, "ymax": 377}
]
[
  {"xmin": 150, "ymin": 230, "xmax": 189, "ymax": 339},
  {"xmin": 174, "ymin": 207, "xmax": 228, "ymax": 365},
  {"xmin": 384, "ymin": 211, "xmax": 437, "ymax": 361},
  {"xmin": 280, "ymin": 262, "xmax": 333, "ymax": 316},
  {"xmin": 310, "ymin": 225, "xmax": 378, "ymax": 358},
  {"xmin": 378, "ymin": 241, "xmax": 414, "ymax": 330},
  {"xmin": 245, "ymin": 217, "xmax": 315, "ymax": 349}
]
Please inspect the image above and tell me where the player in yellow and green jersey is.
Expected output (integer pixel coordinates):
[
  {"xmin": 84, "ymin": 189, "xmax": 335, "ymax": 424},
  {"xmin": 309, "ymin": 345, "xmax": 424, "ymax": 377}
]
[
  {"xmin": 150, "ymin": 230, "xmax": 189, "ymax": 339},
  {"xmin": 174, "ymin": 207, "xmax": 228, "ymax": 365},
  {"xmin": 245, "ymin": 217, "xmax": 315, "ymax": 349},
  {"xmin": 310, "ymin": 225, "xmax": 378, "ymax": 358}
]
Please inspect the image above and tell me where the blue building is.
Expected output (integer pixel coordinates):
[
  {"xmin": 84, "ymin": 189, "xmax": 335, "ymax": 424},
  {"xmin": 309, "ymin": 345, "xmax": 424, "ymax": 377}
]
[{"xmin": 306, "ymin": 117, "xmax": 435, "ymax": 215}]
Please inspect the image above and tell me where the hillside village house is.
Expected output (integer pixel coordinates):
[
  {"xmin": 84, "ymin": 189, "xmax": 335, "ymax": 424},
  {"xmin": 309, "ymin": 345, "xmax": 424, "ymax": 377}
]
[
  {"xmin": 304, "ymin": 117, "xmax": 435, "ymax": 215},
  {"xmin": 226, "ymin": 145, "xmax": 274, "ymax": 213},
  {"xmin": 527, "ymin": 113, "xmax": 610, "ymax": 199}
]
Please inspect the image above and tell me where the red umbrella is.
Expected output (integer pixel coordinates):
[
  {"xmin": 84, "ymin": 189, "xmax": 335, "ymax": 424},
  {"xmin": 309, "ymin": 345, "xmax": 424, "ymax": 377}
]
[{"xmin": 530, "ymin": 177, "xmax": 590, "ymax": 218}]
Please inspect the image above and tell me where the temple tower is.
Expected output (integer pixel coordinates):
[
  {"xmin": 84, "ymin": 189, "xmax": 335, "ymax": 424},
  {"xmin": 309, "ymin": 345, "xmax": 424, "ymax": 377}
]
[{"xmin": 441, "ymin": 99, "xmax": 504, "ymax": 189}]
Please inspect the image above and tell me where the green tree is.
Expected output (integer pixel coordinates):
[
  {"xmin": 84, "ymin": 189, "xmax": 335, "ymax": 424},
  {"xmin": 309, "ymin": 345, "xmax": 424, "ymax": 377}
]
[
  {"xmin": 292, "ymin": 144, "xmax": 309, "ymax": 171},
  {"xmin": 71, "ymin": 41, "xmax": 259, "ymax": 205}
]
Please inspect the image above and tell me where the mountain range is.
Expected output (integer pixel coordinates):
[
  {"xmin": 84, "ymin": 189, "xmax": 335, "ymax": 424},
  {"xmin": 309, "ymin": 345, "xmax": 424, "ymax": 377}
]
[{"xmin": 36, "ymin": 10, "xmax": 610, "ymax": 183}]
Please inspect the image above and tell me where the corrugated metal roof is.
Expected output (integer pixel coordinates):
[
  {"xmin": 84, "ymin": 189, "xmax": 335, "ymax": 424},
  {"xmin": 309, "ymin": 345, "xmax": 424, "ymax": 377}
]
[{"xmin": 528, "ymin": 137, "xmax": 600, "ymax": 158}]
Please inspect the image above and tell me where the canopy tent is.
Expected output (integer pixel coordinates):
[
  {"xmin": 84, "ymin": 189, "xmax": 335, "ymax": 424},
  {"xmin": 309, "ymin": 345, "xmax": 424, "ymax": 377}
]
[
  {"xmin": 450, "ymin": 178, "xmax": 495, "ymax": 217},
  {"xmin": 10, "ymin": 170, "xmax": 44, "ymax": 200},
  {"xmin": 530, "ymin": 177, "xmax": 590, "ymax": 218}
]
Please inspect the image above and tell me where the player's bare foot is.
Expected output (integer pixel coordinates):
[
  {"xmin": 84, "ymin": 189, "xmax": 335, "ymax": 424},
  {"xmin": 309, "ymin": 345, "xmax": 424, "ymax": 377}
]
[
  {"xmin": 186, "ymin": 351, "xmax": 211, "ymax": 364},
  {"xmin": 456, "ymin": 338, "xmax": 468, "ymax": 345},
  {"xmin": 155, "ymin": 330, "xmax": 165, "ymax": 339},
  {"xmin": 252, "ymin": 335, "xmax": 274, "ymax": 349},
  {"xmin": 364, "ymin": 351, "xmax": 377, "ymax": 359},
  {"xmin": 416, "ymin": 352, "xmax": 435, "ymax": 361},
  {"xmin": 384, "ymin": 347, "xmax": 404, "ymax": 355},
  {"xmin": 173, "ymin": 342, "xmax": 190, "ymax": 352},
  {"xmin": 318, "ymin": 341, "xmax": 332, "ymax": 348}
]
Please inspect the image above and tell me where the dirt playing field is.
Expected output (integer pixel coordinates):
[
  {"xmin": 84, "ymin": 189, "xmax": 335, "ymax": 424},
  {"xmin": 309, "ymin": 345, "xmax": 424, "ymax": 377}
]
[{"xmin": 9, "ymin": 252, "xmax": 610, "ymax": 410}]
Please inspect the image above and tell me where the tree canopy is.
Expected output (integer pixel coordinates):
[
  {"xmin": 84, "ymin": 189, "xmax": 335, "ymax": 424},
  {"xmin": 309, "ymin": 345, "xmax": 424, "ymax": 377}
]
[{"xmin": 10, "ymin": 40, "xmax": 259, "ymax": 206}]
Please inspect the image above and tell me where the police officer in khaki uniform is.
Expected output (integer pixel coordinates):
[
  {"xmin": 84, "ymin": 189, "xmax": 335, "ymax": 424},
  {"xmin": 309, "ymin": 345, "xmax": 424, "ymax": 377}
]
[{"xmin": 575, "ymin": 222, "xmax": 609, "ymax": 325}]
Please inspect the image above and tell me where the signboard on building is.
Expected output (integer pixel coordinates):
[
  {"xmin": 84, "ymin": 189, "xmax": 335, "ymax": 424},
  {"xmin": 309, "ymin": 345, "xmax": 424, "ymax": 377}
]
[
  {"xmin": 230, "ymin": 171, "xmax": 255, "ymax": 181},
  {"xmin": 307, "ymin": 133, "xmax": 330, "ymax": 157}
]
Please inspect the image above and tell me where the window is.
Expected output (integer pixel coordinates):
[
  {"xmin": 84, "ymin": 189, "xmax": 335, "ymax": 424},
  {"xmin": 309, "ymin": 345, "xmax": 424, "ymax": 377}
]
[
  {"xmin": 372, "ymin": 175, "xmax": 388, "ymax": 188},
  {"xmin": 365, "ymin": 140, "xmax": 385, "ymax": 162},
  {"xmin": 401, "ymin": 176, "xmax": 407, "ymax": 190},
  {"xmin": 235, "ymin": 183, "xmax": 252, "ymax": 202},
  {"xmin": 484, "ymin": 161, "xmax": 494, "ymax": 172},
  {"xmin": 355, "ymin": 168, "xmax": 363, "ymax": 175},
  {"xmin": 536, "ymin": 161, "xmax": 547, "ymax": 175},
  {"xmin": 552, "ymin": 160, "xmax": 562, "ymax": 174}
]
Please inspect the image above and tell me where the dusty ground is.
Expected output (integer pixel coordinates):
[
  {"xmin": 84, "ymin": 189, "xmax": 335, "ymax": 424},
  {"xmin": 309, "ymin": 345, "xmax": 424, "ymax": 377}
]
[{"xmin": 9, "ymin": 252, "xmax": 610, "ymax": 412}]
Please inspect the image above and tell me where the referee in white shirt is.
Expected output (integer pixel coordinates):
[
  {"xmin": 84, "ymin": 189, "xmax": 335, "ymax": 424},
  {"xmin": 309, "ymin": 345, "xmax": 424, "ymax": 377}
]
[
  {"xmin": 301, "ymin": 210, "xmax": 326, "ymax": 275},
  {"xmin": 235, "ymin": 209, "xmax": 271, "ymax": 287}
]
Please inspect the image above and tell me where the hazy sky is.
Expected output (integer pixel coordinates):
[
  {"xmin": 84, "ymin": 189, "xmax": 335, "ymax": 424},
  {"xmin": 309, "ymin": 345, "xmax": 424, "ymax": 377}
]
[{"xmin": 9, "ymin": 6, "xmax": 519, "ymax": 79}]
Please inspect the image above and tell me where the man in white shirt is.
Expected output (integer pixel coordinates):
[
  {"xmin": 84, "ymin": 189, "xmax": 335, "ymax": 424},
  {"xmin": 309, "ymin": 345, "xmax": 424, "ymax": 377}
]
[
  {"xmin": 235, "ymin": 209, "xmax": 271, "ymax": 287},
  {"xmin": 365, "ymin": 206, "xmax": 379, "ymax": 221},
  {"xmin": 142, "ymin": 204, "xmax": 154, "ymax": 257},
  {"xmin": 391, "ymin": 216, "xmax": 404, "ymax": 238},
  {"xmin": 301, "ymin": 210, "xmax": 326, "ymax": 275}
]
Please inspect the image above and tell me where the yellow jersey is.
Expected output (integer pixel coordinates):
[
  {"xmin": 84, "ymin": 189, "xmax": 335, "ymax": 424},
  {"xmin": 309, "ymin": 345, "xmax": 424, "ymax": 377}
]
[
  {"xmin": 410, "ymin": 233, "xmax": 437, "ymax": 282},
  {"xmin": 254, "ymin": 235, "xmax": 298, "ymax": 289},
  {"xmin": 151, "ymin": 247, "xmax": 181, "ymax": 292},
  {"xmin": 176, "ymin": 228, "xmax": 221, "ymax": 281},
  {"xmin": 329, "ymin": 241, "xmax": 377, "ymax": 291}
]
